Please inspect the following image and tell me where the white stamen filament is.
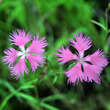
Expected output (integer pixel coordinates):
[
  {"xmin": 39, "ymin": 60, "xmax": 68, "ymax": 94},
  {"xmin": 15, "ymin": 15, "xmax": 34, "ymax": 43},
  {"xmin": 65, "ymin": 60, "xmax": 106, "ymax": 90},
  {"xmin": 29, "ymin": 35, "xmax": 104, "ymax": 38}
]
[
  {"xmin": 17, "ymin": 46, "xmax": 29, "ymax": 59},
  {"xmin": 80, "ymin": 52, "xmax": 84, "ymax": 58},
  {"xmin": 77, "ymin": 53, "xmax": 84, "ymax": 64},
  {"xmin": 79, "ymin": 58, "xmax": 83, "ymax": 64}
]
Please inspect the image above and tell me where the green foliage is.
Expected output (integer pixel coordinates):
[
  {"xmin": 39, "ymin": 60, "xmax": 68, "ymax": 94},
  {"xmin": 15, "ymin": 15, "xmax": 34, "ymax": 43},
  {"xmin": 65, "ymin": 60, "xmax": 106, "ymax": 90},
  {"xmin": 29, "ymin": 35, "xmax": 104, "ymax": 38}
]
[
  {"xmin": 91, "ymin": 19, "xmax": 107, "ymax": 31},
  {"xmin": 0, "ymin": 0, "xmax": 110, "ymax": 110}
]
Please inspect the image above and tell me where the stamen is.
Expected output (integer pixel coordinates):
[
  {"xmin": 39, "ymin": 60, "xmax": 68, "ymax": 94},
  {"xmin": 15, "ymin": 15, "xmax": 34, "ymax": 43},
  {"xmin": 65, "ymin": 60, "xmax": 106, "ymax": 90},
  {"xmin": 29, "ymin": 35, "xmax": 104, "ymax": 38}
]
[
  {"xmin": 17, "ymin": 47, "xmax": 29, "ymax": 59},
  {"xmin": 17, "ymin": 51, "xmax": 24, "ymax": 56},
  {"xmin": 80, "ymin": 52, "xmax": 84, "ymax": 58},
  {"xmin": 19, "ymin": 46, "xmax": 25, "ymax": 52}
]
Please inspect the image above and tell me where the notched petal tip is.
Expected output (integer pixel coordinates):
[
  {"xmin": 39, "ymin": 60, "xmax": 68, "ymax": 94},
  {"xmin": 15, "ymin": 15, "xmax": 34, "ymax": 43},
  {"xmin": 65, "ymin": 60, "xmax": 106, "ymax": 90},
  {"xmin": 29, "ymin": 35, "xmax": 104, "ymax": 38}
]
[
  {"xmin": 71, "ymin": 33, "xmax": 92, "ymax": 54},
  {"xmin": 56, "ymin": 47, "xmax": 77, "ymax": 64},
  {"xmin": 28, "ymin": 35, "xmax": 48, "ymax": 55},
  {"xmin": 10, "ymin": 29, "xmax": 31, "ymax": 47},
  {"xmin": 10, "ymin": 58, "xmax": 28, "ymax": 77},
  {"xmin": 2, "ymin": 48, "xmax": 18, "ymax": 65}
]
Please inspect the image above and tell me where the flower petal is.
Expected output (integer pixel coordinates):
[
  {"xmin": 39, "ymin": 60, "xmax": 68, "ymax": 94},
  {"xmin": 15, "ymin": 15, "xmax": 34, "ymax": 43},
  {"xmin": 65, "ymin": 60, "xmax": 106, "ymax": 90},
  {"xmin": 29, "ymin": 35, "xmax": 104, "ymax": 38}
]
[
  {"xmin": 27, "ymin": 54, "xmax": 43, "ymax": 72},
  {"xmin": 10, "ymin": 58, "xmax": 28, "ymax": 78},
  {"xmin": 85, "ymin": 49, "xmax": 108, "ymax": 74},
  {"xmin": 27, "ymin": 34, "xmax": 48, "ymax": 55},
  {"xmin": 2, "ymin": 48, "xmax": 18, "ymax": 66},
  {"xmin": 10, "ymin": 29, "xmax": 31, "ymax": 47},
  {"xmin": 83, "ymin": 63, "xmax": 101, "ymax": 84},
  {"xmin": 71, "ymin": 33, "xmax": 92, "ymax": 54},
  {"xmin": 65, "ymin": 63, "xmax": 87, "ymax": 84},
  {"xmin": 56, "ymin": 47, "xmax": 77, "ymax": 64}
]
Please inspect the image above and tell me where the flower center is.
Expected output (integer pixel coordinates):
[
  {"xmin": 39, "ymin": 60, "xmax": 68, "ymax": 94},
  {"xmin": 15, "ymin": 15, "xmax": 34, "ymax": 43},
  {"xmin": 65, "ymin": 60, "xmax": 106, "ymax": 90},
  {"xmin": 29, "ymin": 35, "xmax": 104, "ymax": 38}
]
[
  {"xmin": 79, "ymin": 58, "xmax": 83, "ymax": 63},
  {"xmin": 18, "ymin": 46, "xmax": 29, "ymax": 59},
  {"xmin": 77, "ymin": 52, "xmax": 84, "ymax": 64}
]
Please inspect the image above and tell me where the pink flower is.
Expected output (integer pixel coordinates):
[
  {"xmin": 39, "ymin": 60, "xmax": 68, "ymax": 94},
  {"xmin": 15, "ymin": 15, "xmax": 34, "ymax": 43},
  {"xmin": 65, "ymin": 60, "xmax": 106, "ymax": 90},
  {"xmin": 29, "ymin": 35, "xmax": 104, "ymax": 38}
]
[
  {"xmin": 3, "ymin": 48, "xmax": 18, "ymax": 66},
  {"xmin": 3, "ymin": 29, "xmax": 48, "ymax": 78},
  {"xmin": 10, "ymin": 29, "xmax": 31, "ymax": 47},
  {"xmin": 56, "ymin": 33, "xmax": 108, "ymax": 84}
]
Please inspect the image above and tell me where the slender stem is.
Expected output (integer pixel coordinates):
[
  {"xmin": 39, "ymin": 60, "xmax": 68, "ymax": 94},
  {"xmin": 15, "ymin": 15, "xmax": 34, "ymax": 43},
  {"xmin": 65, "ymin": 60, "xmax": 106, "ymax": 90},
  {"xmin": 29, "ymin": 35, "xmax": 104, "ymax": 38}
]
[
  {"xmin": 105, "ymin": 8, "xmax": 108, "ymax": 31},
  {"xmin": 45, "ymin": 78, "xmax": 74, "ymax": 110},
  {"xmin": 105, "ymin": 3, "xmax": 110, "ymax": 53}
]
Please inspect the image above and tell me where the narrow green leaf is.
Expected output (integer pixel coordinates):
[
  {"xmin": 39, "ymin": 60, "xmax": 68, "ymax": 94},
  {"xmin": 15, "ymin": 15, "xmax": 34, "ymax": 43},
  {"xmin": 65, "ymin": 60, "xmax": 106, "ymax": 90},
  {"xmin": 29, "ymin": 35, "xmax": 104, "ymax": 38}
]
[
  {"xmin": 52, "ymin": 76, "xmax": 58, "ymax": 84},
  {"xmin": 27, "ymin": 79, "xmax": 38, "ymax": 85},
  {"xmin": 40, "ymin": 102, "xmax": 59, "ymax": 110},
  {"xmin": 19, "ymin": 85, "xmax": 34, "ymax": 90},
  {"xmin": 17, "ymin": 92, "xmax": 38, "ymax": 103},
  {"xmin": 0, "ymin": 80, "xmax": 37, "ymax": 110},
  {"xmin": 41, "ymin": 94, "xmax": 65, "ymax": 102},
  {"xmin": 91, "ymin": 20, "xmax": 107, "ymax": 31},
  {"xmin": 0, "ymin": 80, "xmax": 15, "ymax": 93},
  {"xmin": 0, "ymin": 94, "xmax": 14, "ymax": 110}
]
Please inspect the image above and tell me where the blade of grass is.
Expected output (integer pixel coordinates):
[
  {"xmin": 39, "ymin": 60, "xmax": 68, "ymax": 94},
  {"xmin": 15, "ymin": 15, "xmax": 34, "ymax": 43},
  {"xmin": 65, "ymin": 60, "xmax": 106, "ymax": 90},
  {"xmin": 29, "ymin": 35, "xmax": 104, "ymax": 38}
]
[
  {"xmin": 91, "ymin": 19, "xmax": 107, "ymax": 31},
  {"xmin": 0, "ymin": 80, "xmax": 38, "ymax": 110},
  {"xmin": 0, "ymin": 80, "xmax": 15, "ymax": 93},
  {"xmin": 40, "ymin": 102, "xmax": 59, "ymax": 110},
  {"xmin": 16, "ymin": 92, "xmax": 38, "ymax": 103},
  {"xmin": 41, "ymin": 94, "xmax": 65, "ymax": 102}
]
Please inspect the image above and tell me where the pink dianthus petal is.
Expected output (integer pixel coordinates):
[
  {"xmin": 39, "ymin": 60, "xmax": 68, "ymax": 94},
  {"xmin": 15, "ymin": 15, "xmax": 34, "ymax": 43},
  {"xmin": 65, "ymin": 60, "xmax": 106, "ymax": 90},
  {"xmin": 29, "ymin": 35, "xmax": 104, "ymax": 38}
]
[
  {"xmin": 10, "ymin": 29, "xmax": 31, "ymax": 47},
  {"xmin": 65, "ymin": 63, "xmax": 87, "ymax": 84},
  {"xmin": 2, "ymin": 48, "xmax": 18, "ymax": 66},
  {"xmin": 56, "ymin": 47, "xmax": 77, "ymax": 64},
  {"xmin": 71, "ymin": 33, "xmax": 92, "ymax": 54},
  {"xmin": 27, "ymin": 54, "xmax": 43, "ymax": 72},
  {"xmin": 85, "ymin": 50, "xmax": 108, "ymax": 73},
  {"xmin": 10, "ymin": 58, "xmax": 28, "ymax": 78},
  {"xmin": 27, "ymin": 34, "xmax": 48, "ymax": 55},
  {"xmin": 83, "ymin": 63, "xmax": 101, "ymax": 84}
]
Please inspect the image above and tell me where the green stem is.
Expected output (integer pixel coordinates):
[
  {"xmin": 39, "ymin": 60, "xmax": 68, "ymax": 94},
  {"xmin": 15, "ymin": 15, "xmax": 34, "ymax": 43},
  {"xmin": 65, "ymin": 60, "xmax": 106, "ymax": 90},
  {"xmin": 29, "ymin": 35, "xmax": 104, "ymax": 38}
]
[
  {"xmin": 105, "ymin": 3, "xmax": 110, "ymax": 52},
  {"xmin": 45, "ymin": 78, "xmax": 74, "ymax": 110},
  {"xmin": 105, "ymin": 8, "xmax": 108, "ymax": 31}
]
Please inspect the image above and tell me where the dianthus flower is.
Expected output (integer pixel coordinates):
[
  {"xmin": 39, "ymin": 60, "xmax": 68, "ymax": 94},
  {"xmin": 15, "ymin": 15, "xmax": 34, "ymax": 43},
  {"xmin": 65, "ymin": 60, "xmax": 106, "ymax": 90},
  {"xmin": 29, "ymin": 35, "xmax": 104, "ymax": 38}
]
[
  {"xmin": 56, "ymin": 33, "xmax": 108, "ymax": 84},
  {"xmin": 3, "ymin": 29, "xmax": 48, "ymax": 78}
]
